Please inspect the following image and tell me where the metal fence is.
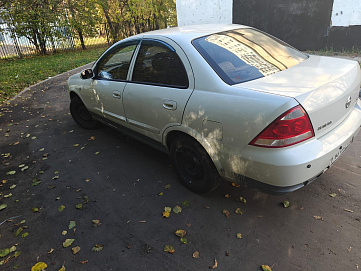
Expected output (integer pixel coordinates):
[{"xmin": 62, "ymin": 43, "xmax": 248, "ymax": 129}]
[{"xmin": 0, "ymin": 23, "xmax": 109, "ymax": 59}]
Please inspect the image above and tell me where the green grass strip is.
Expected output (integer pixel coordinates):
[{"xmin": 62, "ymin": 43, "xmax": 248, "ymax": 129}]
[{"xmin": 0, "ymin": 47, "xmax": 108, "ymax": 104}]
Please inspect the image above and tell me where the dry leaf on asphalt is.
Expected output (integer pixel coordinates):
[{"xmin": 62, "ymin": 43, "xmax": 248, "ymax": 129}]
[
  {"xmin": 222, "ymin": 209, "xmax": 230, "ymax": 217},
  {"xmin": 58, "ymin": 263, "xmax": 66, "ymax": 271},
  {"xmin": 92, "ymin": 244, "xmax": 103, "ymax": 252},
  {"xmin": 236, "ymin": 197, "xmax": 246, "ymax": 204},
  {"xmin": 31, "ymin": 262, "xmax": 47, "ymax": 271},
  {"xmin": 92, "ymin": 220, "xmax": 101, "ymax": 227},
  {"xmin": 192, "ymin": 251, "xmax": 200, "ymax": 258},
  {"xmin": 209, "ymin": 258, "xmax": 218, "ymax": 269},
  {"xmin": 261, "ymin": 265, "xmax": 272, "ymax": 271},
  {"xmin": 163, "ymin": 245, "xmax": 175, "ymax": 254},
  {"xmin": 173, "ymin": 205, "xmax": 182, "ymax": 214},
  {"xmin": 0, "ymin": 248, "xmax": 10, "ymax": 257},
  {"xmin": 14, "ymin": 227, "xmax": 23, "ymax": 237},
  {"xmin": 63, "ymin": 239, "xmax": 75, "ymax": 248},
  {"xmin": 235, "ymin": 208, "xmax": 243, "ymax": 214},
  {"xmin": 175, "ymin": 230, "xmax": 186, "ymax": 238},
  {"xmin": 162, "ymin": 207, "xmax": 171, "ymax": 218},
  {"xmin": 68, "ymin": 221, "xmax": 76, "ymax": 229},
  {"xmin": 72, "ymin": 246, "xmax": 81, "ymax": 255}
]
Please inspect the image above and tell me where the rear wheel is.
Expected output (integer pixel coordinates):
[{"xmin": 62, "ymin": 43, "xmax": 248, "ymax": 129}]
[
  {"xmin": 170, "ymin": 136, "xmax": 220, "ymax": 194},
  {"xmin": 70, "ymin": 96, "xmax": 99, "ymax": 129}
]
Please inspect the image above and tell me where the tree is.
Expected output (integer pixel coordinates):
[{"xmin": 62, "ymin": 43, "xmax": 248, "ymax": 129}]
[
  {"xmin": 96, "ymin": 0, "xmax": 177, "ymax": 44},
  {"xmin": 63, "ymin": 0, "xmax": 101, "ymax": 50},
  {"xmin": 0, "ymin": 0, "xmax": 63, "ymax": 55}
]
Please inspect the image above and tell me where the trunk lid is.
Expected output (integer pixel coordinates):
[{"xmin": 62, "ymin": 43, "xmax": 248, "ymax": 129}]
[{"xmin": 236, "ymin": 55, "xmax": 361, "ymax": 137}]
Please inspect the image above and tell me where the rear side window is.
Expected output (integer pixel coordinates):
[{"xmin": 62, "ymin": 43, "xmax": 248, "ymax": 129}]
[
  {"xmin": 96, "ymin": 41, "xmax": 138, "ymax": 80},
  {"xmin": 132, "ymin": 40, "xmax": 188, "ymax": 88},
  {"xmin": 192, "ymin": 28, "xmax": 308, "ymax": 85}
]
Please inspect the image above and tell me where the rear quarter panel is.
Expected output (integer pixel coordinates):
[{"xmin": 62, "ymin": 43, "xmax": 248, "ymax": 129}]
[{"xmin": 182, "ymin": 82, "xmax": 298, "ymax": 176}]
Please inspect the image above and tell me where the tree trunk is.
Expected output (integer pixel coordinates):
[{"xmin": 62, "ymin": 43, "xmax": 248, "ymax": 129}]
[
  {"xmin": 77, "ymin": 29, "xmax": 86, "ymax": 50},
  {"xmin": 101, "ymin": 6, "xmax": 117, "ymax": 43}
]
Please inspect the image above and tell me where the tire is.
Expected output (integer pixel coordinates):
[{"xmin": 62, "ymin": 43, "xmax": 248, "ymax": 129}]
[
  {"xmin": 70, "ymin": 96, "xmax": 99, "ymax": 129},
  {"xmin": 170, "ymin": 136, "xmax": 221, "ymax": 194}
]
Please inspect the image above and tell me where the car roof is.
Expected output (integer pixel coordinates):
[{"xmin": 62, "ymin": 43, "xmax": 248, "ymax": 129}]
[{"xmin": 127, "ymin": 24, "xmax": 250, "ymax": 43}]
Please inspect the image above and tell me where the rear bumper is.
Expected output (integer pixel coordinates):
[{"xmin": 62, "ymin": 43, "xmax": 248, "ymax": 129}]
[{"xmin": 223, "ymin": 99, "xmax": 361, "ymax": 192}]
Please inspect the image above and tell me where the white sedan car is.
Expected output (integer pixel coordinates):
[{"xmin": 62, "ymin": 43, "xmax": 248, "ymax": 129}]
[{"xmin": 68, "ymin": 24, "xmax": 361, "ymax": 194}]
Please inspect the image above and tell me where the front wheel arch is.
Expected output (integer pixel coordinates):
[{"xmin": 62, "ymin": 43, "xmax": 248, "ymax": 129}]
[{"xmin": 70, "ymin": 94, "xmax": 99, "ymax": 130}]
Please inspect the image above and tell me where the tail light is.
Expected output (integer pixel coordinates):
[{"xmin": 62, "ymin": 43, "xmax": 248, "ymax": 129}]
[{"xmin": 250, "ymin": 105, "xmax": 314, "ymax": 148}]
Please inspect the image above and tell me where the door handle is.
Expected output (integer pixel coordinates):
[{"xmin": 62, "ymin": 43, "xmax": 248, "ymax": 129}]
[
  {"xmin": 163, "ymin": 99, "xmax": 177, "ymax": 110},
  {"xmin": 112, "ymin": 90, "xmax": 121, "ymax": 99}
]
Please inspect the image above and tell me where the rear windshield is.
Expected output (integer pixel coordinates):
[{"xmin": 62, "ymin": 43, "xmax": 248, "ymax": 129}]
[{"xmin": 192, "ymin": 28, "xmax": 308, "ymax": 85}]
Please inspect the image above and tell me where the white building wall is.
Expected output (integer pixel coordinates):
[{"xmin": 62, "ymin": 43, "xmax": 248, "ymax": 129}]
[
  {"xmin": 176, "ymin": 0, "xmax": 232, "ymax": 26},
  {"xmin": 331, "ymin": 0, "xmax": 361, "ymax": 27}
]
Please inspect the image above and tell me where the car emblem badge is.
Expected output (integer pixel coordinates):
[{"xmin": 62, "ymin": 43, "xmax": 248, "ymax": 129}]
[{"xmin": 345, "ymin": 96, "xmax": 352, "ymax": 109}]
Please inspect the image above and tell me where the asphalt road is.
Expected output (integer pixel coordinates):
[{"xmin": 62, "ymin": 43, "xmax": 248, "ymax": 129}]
[{"xmin": 1, "ymin": 64, "xmax": 361, "ymax": 271}]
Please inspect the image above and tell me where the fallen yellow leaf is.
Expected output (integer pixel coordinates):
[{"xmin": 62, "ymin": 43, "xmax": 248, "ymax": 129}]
[
  {"xmin": 31, "ymin": 262, "xmax": 47, "ymax": 271},
  {"xmin": 72, "ymin": 246, "xmax": 81, "ymax": 255},
  {"xmin": 163, "ymin": 245, "xmax": 175, "ymax": 254}
]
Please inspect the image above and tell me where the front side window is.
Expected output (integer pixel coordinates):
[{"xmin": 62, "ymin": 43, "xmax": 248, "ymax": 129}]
[
  {"xmin": 132, "ymin": 40, "xmax": 188, "ymax": 88},
  {"xmin": 96, "ymin": 41, "xmax": 138, "ymax": 80},
  {"xmin": 192, "ymin": 28, "xmax": 308, "ymax": 85}
]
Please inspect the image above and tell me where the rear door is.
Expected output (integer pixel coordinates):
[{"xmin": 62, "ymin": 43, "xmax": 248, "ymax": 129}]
[{"xmin": 122, "ymin": 38, "xmax": 194, "ymax": 142}]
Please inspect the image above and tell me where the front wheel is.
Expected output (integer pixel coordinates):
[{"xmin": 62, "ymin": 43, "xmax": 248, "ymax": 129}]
[
  {"xmin": 170, "ymin": 136, "xmax": 221, "ymax": 194},
  {"xmin": 70, "ymin": 96, "xmax": 99, "ymax": 129}
]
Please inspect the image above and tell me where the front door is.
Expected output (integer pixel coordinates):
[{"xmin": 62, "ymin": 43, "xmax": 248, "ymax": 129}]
[{"xmin": 82, "ymin": 40, "xmax": 139, "ymax": 124}]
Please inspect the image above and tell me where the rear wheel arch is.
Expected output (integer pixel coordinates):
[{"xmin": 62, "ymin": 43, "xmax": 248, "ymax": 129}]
[
  {"xmin": 164, "ymin": 128, "xmax": 224, "ymax": 175},
  {"xmin": 168, "ymin": 132, "xmax": 222, "ymax": 193}
]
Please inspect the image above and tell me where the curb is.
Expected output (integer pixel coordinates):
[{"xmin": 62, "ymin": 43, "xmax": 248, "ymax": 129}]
[{"xmin": 9, "ymin": 62, "xmax": 93, "ymax": 103}]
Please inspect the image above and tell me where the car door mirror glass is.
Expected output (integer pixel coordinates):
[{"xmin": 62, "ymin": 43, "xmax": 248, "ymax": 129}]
[{"xmin": 80, "ymin": 69, "xmax": 94, "ymax": 80}]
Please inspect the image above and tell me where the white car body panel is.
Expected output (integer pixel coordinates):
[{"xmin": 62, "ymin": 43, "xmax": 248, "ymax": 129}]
[
  {"xmin": 68, "ymin": 24, "xmax": 361, "ymax": 193},
  {"xmin": 228, "ymin": 100, "xmax": 361, "ymax": 187},
  {"xmin": 122, "ymin": 36, "xmax": 195, "ymax": 142},
  {"xmin": 239, "ymin": 55, "xmax": 361, "ymax": 137}
]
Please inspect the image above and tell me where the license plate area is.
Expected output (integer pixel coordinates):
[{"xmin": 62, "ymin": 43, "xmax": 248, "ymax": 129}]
[{"xmin": 330, "ymin": 136, "xmax": 354, "ymax": 166}]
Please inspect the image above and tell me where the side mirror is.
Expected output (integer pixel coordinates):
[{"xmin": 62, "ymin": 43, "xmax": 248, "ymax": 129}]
[{"xmin": 80, "ymin": 69, "xmax": 94, "ymax": 79}]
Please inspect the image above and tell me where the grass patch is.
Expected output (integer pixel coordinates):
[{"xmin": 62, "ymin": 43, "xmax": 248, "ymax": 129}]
[{"xmin": 0, "ymin": 46, "xmax": 108, "ymax": 104}]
